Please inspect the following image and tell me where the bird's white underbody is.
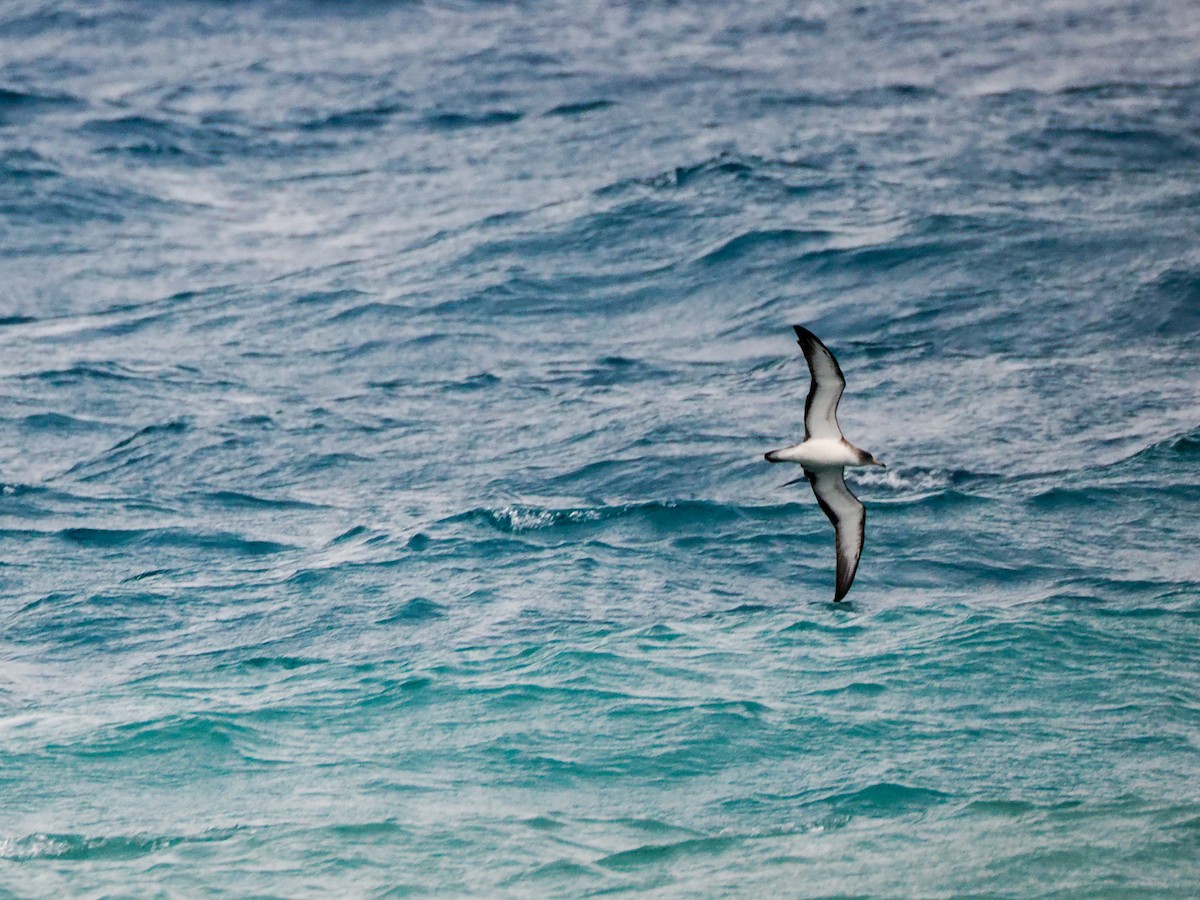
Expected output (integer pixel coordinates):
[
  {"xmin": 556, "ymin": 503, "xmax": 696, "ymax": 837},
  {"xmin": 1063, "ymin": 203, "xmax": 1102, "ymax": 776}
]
[{"xmin": 764, "ymin": 437, "xmax": 874, "ymax": 470}]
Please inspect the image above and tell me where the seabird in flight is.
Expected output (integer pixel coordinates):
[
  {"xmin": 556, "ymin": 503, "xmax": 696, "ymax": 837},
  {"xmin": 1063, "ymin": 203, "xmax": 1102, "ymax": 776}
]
[{"xmin": 765, "ymin": 325, "xmax": 884, "ymax": 602}]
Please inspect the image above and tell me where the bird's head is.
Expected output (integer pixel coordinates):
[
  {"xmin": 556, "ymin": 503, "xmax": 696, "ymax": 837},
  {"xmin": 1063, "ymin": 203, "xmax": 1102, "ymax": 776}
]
[{"xmin": 855, "ymin": 447, "xmax": 886, "ymax": 467}]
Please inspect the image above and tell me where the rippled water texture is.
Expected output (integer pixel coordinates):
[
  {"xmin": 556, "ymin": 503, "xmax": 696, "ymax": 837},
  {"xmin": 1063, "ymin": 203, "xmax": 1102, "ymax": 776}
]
[{"xmin": 3, "ymin": 0, "xmax": 1199, "ymax": 895}]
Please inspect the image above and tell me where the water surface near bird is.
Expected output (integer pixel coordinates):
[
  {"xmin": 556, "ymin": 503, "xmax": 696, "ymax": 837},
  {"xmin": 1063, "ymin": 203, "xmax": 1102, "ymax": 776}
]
[{"xmin": 2, "ymin": 0, "xmax": 1200, "ymax": 895}]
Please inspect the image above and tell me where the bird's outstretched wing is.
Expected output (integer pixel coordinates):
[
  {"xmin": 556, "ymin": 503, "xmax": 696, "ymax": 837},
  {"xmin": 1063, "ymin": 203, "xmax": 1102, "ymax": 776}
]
[
  {"xmin": 805, "ymin": 467, "xmax": 865, "ymax": 602},
  {"xmin": 793, "ymin": 325, "xmax": 846, "ymax": 442}
]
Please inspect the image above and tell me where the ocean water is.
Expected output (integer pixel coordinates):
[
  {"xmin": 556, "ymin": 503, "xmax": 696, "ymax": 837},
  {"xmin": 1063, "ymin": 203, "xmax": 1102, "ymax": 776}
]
[{"xmin": 2, "ymin": 0, "xmax": 1199, "ymax": 895}]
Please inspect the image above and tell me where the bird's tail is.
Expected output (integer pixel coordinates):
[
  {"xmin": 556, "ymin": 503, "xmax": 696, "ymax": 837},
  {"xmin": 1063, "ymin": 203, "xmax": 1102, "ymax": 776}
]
[{"xmin": 764, "ymin": 449, "xmax": 786, "ymax": 463}]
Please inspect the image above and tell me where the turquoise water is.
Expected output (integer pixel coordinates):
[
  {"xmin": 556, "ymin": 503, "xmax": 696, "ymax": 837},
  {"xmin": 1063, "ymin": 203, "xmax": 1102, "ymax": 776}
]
[{"xmin": 3, "ymin": 1, "xmax": 1200, "ymax": 895}]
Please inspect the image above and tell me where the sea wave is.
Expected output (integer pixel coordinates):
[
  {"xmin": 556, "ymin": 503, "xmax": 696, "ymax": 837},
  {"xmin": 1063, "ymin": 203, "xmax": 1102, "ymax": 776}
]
[{"xmin": 0, "ymin": 829, "xmax": 240, "ymax": 862}]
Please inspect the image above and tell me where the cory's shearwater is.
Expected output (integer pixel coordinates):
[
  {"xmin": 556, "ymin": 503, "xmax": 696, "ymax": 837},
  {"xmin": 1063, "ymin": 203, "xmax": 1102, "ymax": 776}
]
[{"xmin": 765, "ymin": 325, "xmax": 884, "ymax": 602}]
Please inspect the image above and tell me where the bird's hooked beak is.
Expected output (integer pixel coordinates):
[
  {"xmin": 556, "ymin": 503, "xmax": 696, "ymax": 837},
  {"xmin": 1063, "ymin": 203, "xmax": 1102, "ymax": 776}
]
[{"xmin": 873, "ymin": 459, "xmax": 887, "ymax": 468}]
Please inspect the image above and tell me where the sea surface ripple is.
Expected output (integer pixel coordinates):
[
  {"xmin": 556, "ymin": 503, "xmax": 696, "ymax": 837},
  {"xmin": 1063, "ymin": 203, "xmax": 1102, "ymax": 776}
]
[{"xmin": 2, "ymin": 0, "xmax": 1199, "ymax": 895}]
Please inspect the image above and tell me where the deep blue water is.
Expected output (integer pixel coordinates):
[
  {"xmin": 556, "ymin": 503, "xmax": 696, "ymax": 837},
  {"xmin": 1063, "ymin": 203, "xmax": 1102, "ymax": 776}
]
[{"xmin": 3, "ymin": 0, "xmax": 1200, "ymax": 895}]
